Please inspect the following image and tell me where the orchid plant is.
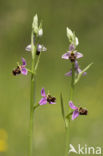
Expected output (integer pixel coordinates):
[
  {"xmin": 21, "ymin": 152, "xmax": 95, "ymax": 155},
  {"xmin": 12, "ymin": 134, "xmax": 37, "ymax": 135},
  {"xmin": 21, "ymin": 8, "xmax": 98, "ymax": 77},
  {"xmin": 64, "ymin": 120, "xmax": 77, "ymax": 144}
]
[
  {"xmin": 61, "ymin": 27, "xmax": 93, "ymax": 156},
  {"xmin": 12, "ymin": 14, "xmax": 56, "ymax": 156},
  {"xmin": 12, "ymin": 14, "xmax": 92, "ymax": 156}
]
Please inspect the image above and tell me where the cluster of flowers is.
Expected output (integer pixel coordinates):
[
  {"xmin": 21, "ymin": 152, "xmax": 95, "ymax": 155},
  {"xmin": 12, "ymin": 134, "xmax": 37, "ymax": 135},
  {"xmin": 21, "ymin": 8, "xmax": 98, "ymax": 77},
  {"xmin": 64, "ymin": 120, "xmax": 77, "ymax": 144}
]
[
  {"xmin": 12, "ymin": 35, "xmax": 47, "ymax": 76},
  {"xmin": 61, "ymin": 28, "xmax": 88, "ymax": 120}
]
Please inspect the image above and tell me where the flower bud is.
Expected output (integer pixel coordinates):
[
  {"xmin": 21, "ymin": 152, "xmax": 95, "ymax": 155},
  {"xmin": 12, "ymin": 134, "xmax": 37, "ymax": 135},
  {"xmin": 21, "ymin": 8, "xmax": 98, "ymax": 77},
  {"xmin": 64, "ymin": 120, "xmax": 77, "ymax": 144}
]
[
  {"xmin": 75, "ymin": 37, "xmax": 79, "ymax": 46},
  {"xmin": 67, "ymin": 27, "xmax": 74, "ymax": 42},
  {"xmin": 32, "ymin": 14, "xmax": 38, "ymax": 34},
  {"xmin": 38, "ymin": 28, "xmax": 43, "ymax": 37},
  {"xmin": 66, "ymin": 27, "xmax": 79, "ymax": 47}
]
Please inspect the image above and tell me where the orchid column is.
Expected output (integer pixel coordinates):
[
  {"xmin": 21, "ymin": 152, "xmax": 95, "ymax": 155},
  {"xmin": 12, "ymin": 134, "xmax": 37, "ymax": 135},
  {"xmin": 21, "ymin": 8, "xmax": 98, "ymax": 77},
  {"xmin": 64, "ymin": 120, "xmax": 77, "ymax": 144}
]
[{"xmin": 61, "ymin": 28, "xmax": 93, "ymax": 156}]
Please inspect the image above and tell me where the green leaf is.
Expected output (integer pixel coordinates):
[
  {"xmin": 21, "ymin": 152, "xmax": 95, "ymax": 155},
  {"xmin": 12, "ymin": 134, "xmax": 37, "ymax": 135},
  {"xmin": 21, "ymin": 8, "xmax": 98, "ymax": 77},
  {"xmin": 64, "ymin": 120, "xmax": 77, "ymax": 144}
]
[
  {"xmin": 60, "ymin": 93, "xmax": 65, "ymax": 120},
  {"xmin": 74, "ymin": 62, "xmax": 93, "ymax": 85},
  {"xmin": 32, "ymin": 14, "xmax": 38, "ymax": 34}
]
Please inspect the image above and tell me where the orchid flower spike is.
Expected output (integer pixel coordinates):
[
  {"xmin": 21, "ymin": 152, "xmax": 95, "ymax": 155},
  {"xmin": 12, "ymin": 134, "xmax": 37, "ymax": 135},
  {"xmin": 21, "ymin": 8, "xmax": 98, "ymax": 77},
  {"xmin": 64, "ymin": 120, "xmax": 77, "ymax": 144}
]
[
  {"xmin": 12, "ymin": 58, "xmax": 28, "ymax": 76},
  {"xmin": 62, "ymin": 44, "xmax": 83, "ymax": 62},
  {"xmin": 39, "ymin": 88, "xmax": 56, "ymax": 105},
  {"xmin": 69, "ymin": 101, "xmax": 88, "ymax": 120},
  {"xmin": 32, "ymin": 14, "xmax": 43, "ymax": 37}
]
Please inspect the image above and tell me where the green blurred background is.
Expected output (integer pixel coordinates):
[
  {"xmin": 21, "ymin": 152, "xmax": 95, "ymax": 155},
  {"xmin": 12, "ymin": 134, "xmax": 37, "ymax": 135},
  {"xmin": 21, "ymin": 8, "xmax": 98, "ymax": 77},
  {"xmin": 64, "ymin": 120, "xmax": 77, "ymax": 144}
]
[{"xmin": 0, "ymin": 0, "xmax": 103, "ymax": 155}]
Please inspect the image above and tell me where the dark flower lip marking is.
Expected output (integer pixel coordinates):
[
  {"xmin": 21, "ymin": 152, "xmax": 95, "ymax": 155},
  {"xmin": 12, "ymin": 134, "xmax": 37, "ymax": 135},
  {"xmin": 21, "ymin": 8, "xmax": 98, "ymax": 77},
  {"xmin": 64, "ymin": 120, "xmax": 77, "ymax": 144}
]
[
  {"xmin": 47, "ymin": 94, "xmax": 56, "ymax": 104},
  {"xmin": 69, "ymin": 52, "xmax": 76, "ymax": 62},
  {"xmin": 12, "ymin": 66, "xmax": 21, "ymax": 76},
  {"xmin": 79, "ymin": 107, "xmax": 88, "ymax": 115},
  {"xmin": 36, "ymin": 51, "xmax": 40, "ymax": 55}
]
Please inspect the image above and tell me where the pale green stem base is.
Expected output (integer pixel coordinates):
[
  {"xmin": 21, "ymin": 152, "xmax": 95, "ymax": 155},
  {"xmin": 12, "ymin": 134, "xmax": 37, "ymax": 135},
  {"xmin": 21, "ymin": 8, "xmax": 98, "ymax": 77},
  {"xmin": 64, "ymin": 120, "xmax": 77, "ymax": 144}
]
[
  {"xmin": 65, "ymin": 121, "xmax": 70, "ymax": 156},
  {"xmin": 29, "ymin": 73, "xmax": 36, "ymax": 156}
]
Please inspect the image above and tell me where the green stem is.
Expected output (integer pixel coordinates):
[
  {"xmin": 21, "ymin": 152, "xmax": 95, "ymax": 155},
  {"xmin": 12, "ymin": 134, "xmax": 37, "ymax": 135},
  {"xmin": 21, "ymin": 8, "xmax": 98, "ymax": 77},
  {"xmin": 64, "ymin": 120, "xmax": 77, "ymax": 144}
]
[
  {"xmin": 70, "ymin": 62, "xmax": 75, "ymax": 101},
  {"xmin": 65, "ymin": 62, "xmax": 75, "ymax": 156},
  {"xmin": 35, "ymin": 53, "xmax": 41, "ymax": 72},
  {"xmin": 65, "ymin": 120, "xmax": 70, "ymax": 156},
  {"xmin": 29, "ymin": 30, "xmax": 36, "ymax": 156},
  {"xmin": 29, "ymin": 72, "xmax": 35, "ymax": 156}
]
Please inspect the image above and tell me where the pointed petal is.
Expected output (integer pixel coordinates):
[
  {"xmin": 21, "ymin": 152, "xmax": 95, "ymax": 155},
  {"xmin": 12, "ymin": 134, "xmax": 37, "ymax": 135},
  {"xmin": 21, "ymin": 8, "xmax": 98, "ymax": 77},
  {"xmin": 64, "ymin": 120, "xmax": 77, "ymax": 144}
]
[
  {"xmin": 69, "ymin": 101, "xmax": 78, "ymax": 110},
  {"xmin": 41, "ymin": 88, "xmax": 46, "ymax": 97},
  {"xmin": 62, "ymin": 52, "xmax": 70, "ymax": 59},
  {"xmin": 22, "ymin": 58, "xmax": 26, "ymax": 66},
  {"xmin": 39, "ymin": 97, "xmax": 47, "ymax": 105},
  {"xmin": 69, "ymin": 44, "xmax": 75, "ymax": 51},
  {"xmin": 25, "ymin": 44, "xmax": 31, "ymax": 51},
  {"xmin": 65, "ymin": 70, "xmax": 72, "ymax": 76},
  {"xmin": 21, "ymin": 67, "xmax": 28, "ymax": 75},
  {"xmin": 72, "ymin": 110, "xmax": 79, "ymax": 120},
  {"xmin": 75, "ymin": 52, "xmax": 83, "ymax": 59}
]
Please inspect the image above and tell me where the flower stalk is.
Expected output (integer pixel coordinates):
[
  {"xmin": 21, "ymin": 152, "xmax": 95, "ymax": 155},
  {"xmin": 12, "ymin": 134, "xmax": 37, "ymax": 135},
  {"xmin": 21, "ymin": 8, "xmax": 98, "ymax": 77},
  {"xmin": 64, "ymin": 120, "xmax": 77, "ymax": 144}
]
[
  {"xmin": 61, "ymin": 27, "xmax": 92, "ymax": 156},
  {"xmin": 70, "ymin": 62, "xmax": 75, "ymax": 101},
  {"xmin": 29, "ymin": 30, "xmax": 36, "ymax": 156},
  {"xmin": 65, "ymin": 62, "xmax": 75, "ymax": 156}
]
